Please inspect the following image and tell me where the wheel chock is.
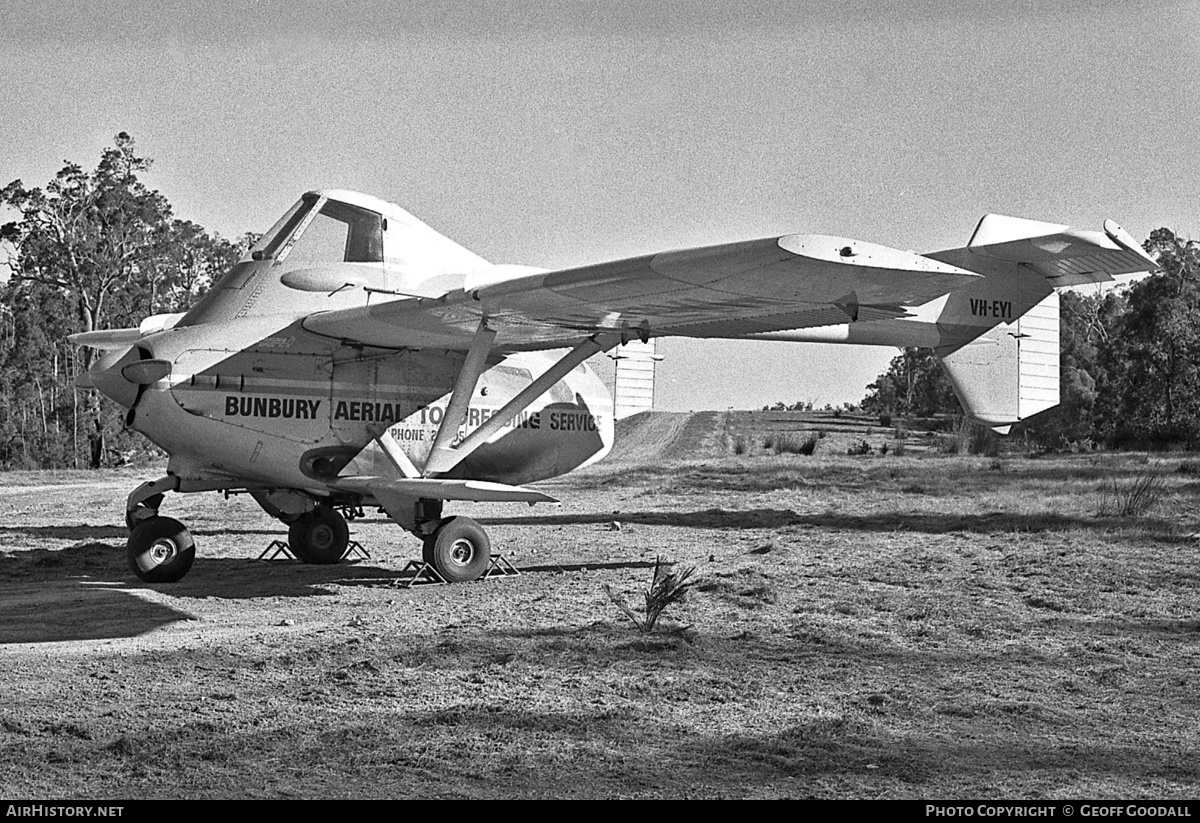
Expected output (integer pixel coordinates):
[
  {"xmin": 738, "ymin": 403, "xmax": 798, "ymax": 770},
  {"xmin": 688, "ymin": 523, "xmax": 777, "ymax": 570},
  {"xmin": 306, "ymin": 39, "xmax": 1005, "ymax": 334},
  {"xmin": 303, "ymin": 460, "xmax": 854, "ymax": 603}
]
[
  {"xmin": 258, "ymin": 539, "xmax": 295, "ymax": 561},
  {"xmin": 397, "ymin": 560, "xmax": 449, "ymax": 587},
  {"xmin": 396, "ymin": 554, "xmax": 519, "ymax": 587},
  {"xmin": 482, "ymin": 554, "xmax": 520, "ymax": 579},
  {"xmin": 259, "ymin": 538, "xmax": 368, "ymax": 563},
  {"xmin": 341, "ymin": 540, "xmax": 369, "ymax": 561}
]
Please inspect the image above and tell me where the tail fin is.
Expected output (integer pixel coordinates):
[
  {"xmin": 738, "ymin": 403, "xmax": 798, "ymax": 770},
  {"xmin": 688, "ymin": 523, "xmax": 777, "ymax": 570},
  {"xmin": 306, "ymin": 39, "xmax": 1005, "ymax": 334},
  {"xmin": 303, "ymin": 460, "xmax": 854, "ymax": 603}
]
[
  {"xmin": 611, "ymin": 339, "xmax": 661, "ymax": 420},
  {"xmin": 936, "ymin": 286, "xmax": 1059, "ymax": 433},
  {"xmin": 927, "ymin": 213, "xmax": 1155, "ymax": 432}
]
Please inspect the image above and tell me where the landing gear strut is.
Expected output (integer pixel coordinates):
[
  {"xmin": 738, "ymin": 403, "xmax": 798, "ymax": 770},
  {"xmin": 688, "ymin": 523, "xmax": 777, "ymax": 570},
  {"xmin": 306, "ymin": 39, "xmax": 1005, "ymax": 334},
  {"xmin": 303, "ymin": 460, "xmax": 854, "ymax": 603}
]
[{"xmin": 125, "ymin": 476, "xmax": 195, "ymax": 583}]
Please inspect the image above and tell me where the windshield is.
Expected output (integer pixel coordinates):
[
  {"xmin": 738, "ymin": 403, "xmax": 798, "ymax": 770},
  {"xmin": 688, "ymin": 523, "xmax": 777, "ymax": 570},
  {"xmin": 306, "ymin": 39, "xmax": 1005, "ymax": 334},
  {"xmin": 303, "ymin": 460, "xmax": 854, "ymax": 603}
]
[
  {"xmin": 287, "ymin": 199, "xmax": 384, "ymax": 264},
  {"xmin": 248, "ymin": 194, "xmax": 384, "ymax": 265}
]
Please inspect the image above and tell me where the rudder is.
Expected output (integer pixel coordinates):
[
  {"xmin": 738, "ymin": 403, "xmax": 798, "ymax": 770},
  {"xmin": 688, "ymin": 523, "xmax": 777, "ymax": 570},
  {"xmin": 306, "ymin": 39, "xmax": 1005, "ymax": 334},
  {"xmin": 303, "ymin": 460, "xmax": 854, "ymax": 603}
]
[{"xmin": 936, "ymin": 289, "xmax": 1059, "ymax": 433}]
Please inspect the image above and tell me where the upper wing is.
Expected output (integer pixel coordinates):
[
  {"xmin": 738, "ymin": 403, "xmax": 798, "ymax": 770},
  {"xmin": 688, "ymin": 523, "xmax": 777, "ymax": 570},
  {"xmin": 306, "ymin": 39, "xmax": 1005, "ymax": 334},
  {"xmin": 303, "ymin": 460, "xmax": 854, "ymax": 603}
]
[{"xmin": 299, "ymin": 233, "xmax": 980, "ymax": 351}]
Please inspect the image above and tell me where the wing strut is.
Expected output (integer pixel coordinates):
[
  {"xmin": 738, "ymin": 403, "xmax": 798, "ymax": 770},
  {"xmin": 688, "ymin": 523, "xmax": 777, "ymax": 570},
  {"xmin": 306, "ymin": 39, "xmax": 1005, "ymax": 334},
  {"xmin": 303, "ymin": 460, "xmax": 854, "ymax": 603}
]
[
  {"xmin": 424, "ymin": 319, "xmax": 498, "ymax": 474},
  {"xmin": 369, "ymin": 423, "xmax": 420, "ymax": 478},
  {"xmin": 423, "ymin": 333, "xmax": 621, "ymax": 476}
]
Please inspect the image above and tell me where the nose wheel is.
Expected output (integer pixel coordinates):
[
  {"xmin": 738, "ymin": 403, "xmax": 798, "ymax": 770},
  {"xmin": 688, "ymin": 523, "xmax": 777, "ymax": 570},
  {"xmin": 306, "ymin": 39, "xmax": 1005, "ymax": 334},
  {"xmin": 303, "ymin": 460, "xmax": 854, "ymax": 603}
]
[
  {"xmin": 127, "ymin": 516, "xmax": 196, "ymax": 583},
  {"xmin": 422, "ymin": 516, "xmax": 491, "ymax": 583}
]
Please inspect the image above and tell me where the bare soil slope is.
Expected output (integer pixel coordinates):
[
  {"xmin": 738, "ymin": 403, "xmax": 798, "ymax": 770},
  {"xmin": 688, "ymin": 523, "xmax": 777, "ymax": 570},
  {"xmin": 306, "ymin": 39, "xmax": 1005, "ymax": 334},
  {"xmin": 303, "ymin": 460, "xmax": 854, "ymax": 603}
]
[{"xmin": 604, "ymin": 411, "xmax": 694, "ymax": 463}]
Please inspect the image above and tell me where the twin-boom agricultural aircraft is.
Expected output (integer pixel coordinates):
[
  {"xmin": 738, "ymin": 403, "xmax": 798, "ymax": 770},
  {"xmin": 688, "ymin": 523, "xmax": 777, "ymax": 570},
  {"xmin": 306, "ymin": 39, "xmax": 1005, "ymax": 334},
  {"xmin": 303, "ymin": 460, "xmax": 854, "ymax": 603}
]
[{"xmin": 72, "ymin": 191, "xmax": 1156, "ymax": 583}]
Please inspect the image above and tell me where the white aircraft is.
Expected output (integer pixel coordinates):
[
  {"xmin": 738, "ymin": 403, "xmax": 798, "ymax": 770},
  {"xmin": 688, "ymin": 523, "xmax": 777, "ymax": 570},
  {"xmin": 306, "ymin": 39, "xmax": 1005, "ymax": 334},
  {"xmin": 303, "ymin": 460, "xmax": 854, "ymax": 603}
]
[{"xmin": 72, "ymin": 190, "xmax": 1155, "ymax": 584}]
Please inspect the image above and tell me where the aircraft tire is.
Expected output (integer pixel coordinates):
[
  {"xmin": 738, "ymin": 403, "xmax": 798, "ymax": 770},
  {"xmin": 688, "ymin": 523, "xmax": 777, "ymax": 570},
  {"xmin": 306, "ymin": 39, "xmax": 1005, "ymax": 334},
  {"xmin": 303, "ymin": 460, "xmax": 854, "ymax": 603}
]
[
  {"xmin": 425, "ymin": 516, "xmax": 491, "ymax": 583},
  {"xmin": 127, "ymin": 516, "xmax": 196, "ymax": 583},
  {"xmin": 288, "ymin": 505, "xmax": 349, "ymax": 564}
]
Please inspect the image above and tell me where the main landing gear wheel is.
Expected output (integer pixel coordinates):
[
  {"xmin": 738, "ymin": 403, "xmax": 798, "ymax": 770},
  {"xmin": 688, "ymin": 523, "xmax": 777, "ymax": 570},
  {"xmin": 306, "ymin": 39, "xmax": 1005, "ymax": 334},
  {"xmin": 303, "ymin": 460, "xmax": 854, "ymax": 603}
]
[
  {"xmin": 127, "ymin": 516, "xmax": 196, "ymax": 583},
  {"xmin": 423, "ymin": 516, "xmax": 491, "ymax": 583},
  {"xmin": 288, "ymin": 504, "xmax": 350, "ymax": 565}
]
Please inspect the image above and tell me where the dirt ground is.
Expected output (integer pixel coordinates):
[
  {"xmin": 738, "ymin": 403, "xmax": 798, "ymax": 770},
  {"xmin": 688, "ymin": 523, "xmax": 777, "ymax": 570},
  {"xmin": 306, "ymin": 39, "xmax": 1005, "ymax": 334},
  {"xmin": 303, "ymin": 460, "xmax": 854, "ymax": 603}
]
[{"xmin": 2, "ymin": 413, "xmax": 1199, "ymax": 798}]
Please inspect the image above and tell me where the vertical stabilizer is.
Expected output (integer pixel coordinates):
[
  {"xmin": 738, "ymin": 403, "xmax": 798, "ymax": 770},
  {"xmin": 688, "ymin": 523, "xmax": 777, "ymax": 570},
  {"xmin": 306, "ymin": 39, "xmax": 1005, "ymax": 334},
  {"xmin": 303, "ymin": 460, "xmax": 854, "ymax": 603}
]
[
  {"xmin": 613, "ymin": 340, "xmax": 659, "ymax": 420},
  {"xmin": 925, "ymin": 211, "xmax": 1158, "ymax": 432},
  {"xmin": 937, "ymin": 289, "xmax": 1059, "ymax": 432}
]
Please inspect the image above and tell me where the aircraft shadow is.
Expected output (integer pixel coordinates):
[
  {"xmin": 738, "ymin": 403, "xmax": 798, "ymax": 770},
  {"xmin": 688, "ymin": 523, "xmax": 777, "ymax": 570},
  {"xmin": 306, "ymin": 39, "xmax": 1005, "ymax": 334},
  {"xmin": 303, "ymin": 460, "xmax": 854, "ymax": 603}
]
[
  {"xmin": 0, "ymin": 542, "xmax": 208, "ymax": 642},
  {"xmin": 515, "ymin": 560, "xmax": 657, "ymax": 574},
  {"xmin": 130, "ymin": 557, "xmax": 414, "ymax": 601},
  {"xmin": 478, "ymin": 507, "xmax": 1134, "ymax": 535},
  {"xmin": 0, "ymin": 524, "xmax": 286, "ymax": 540},
  {"xmin": 0, "ymin": 539, "xmax": 408, "ymax": 607},
  {"xmin": 0, "ymin": 581, "xmax": 195, "ymax": 645},
  {"xmin": 0, "ymin": 524, "xmax": 129, "ymax": 541},
  {"xmin": 1, "ymin": 544, "xmax": 194, "ymax": 647}
]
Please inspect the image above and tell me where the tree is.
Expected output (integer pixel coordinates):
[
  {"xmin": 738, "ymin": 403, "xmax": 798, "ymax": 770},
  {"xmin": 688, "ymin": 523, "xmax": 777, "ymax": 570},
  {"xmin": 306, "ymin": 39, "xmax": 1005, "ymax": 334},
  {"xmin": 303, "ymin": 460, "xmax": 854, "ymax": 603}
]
[
  {"xmin": 0, "ymin": 133, "xmax": 239, "ymax": 468},
  {"xmin": 860, "ymin": 228, "xmax": 1200, "ymax": 451},
  {"xmin": 1, "ymin": 134, "xmax": 172, "ymax": 339},
  {"xmin": 861, "ymin": 347, "xmax": 960, "ymax": 418},
  {"xmin": 1099, "ymin": 229, "xmax": 1200, "ymax": 447},
  {"xmin": 1024, "ymin": 288, "xmax": 1126, "ymax": 447}
]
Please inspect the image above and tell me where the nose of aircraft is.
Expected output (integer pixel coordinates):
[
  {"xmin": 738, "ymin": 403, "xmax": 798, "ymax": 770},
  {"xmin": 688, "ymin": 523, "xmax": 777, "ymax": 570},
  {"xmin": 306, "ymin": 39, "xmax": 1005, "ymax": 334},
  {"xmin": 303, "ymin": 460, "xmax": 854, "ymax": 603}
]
[
  {"xmin": 84, "ymin": 344, "xmax": 171, "ymax": 407},
  {"xmin": 84, "ymin": 345, "xmax": 143, "ymax": 409}
]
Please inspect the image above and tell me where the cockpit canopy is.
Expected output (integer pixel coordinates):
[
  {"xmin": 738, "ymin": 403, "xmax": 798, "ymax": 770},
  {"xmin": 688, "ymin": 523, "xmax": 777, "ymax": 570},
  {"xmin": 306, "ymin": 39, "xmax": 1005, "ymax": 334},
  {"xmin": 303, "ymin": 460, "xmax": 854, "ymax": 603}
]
[
  {"xmin": 248, "ymin": 192, "xmax": 383, "ymax": 265},
  {"xmin": 241, "ymin": 190, "xmax": 493, "ymax": 291}
]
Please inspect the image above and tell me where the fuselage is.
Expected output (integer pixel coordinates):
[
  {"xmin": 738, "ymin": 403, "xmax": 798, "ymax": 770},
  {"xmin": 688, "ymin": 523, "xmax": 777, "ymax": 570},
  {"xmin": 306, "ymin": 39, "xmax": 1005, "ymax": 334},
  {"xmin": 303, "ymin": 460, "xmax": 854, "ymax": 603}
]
[
  {"xmin": 96, "ymin": 316, "xmax": 613, "ymax": 492},
  {"xmin": 86, "ymin": 189, "xmax": 615, "ymax": 493}
]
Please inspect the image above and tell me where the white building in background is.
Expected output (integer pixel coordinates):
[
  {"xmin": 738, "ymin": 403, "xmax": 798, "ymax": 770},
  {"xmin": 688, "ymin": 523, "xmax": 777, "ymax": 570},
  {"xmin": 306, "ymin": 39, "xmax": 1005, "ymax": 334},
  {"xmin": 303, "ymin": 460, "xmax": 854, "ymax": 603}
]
[{"xmin": 611, "ymin": 339, "xmax": 661, "ymax": 419}]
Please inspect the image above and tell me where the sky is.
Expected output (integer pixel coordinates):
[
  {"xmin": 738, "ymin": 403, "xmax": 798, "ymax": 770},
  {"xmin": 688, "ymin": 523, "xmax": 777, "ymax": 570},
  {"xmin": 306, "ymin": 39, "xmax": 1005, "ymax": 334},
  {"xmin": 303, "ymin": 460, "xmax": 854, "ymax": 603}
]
[{"xmin": 2, "ymin": 0, "xmax": 1196, "ymax": 411}]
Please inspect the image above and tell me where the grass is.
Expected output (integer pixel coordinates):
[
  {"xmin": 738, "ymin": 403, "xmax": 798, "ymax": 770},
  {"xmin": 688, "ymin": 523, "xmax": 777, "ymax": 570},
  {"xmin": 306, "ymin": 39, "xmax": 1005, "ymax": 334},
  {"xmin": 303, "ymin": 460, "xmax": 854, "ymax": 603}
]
[
  {"xmin": 1097, "ymin": 468, "xmax": 1170, "ymax": 518},
  {"xmin": 3, "ymin": 437, "xmax": 1200, "ymax": 798}
]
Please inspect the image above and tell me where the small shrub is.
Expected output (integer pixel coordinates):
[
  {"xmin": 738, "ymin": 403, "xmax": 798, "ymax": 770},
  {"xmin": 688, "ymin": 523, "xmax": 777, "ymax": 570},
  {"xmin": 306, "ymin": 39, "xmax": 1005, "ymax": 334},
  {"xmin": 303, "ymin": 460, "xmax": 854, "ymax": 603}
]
[
  {"xmin": 892, "ymin": 440, "xmax": 907, "ymax": 457},
  {"xmin": 939, "ymin": 417, "xmax": 998, "ymax": 456},
  {"xmin": 1097, "ymin": 469, "xmax": 1168, "ymax": 518},
  {"xmin": 775, "ymin": 433, "xmax": 818, "ymax": 455},
  {"xmin": 604, "ymin": 556, "xmax": 696, "ymax": 633},
  {"xmin": 761, "ymin": 434, "xmax": 775, "ymax": 450},
  {"xmin": 733, "ymin": 436, "xmax": 747, "ymax": 455},
  {"xmin": 847, "ymin": 439, "xmax": 873, "ymax": 456},
  {"xmin": 880, "ymin": 442, "xmax": 890, "ymax": 455}
]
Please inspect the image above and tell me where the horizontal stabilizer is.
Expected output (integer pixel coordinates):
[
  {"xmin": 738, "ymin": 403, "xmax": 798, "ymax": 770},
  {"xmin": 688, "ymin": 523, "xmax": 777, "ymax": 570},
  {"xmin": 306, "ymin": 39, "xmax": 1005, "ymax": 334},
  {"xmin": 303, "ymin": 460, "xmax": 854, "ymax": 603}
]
[
  {"xmin": 964, "ymin": 213, "xmax": 1157, "ymax": 286},
  {"xmin": 69, "ymin": 313, "xmax": 186, "ymax": 350},
  {"xmin": 68, "ymin": 327, "xmax": 144, "ymax": 349},
  {"xmin": 333, "ymin": 476, "xmax": 558, "ymax": 504}
]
